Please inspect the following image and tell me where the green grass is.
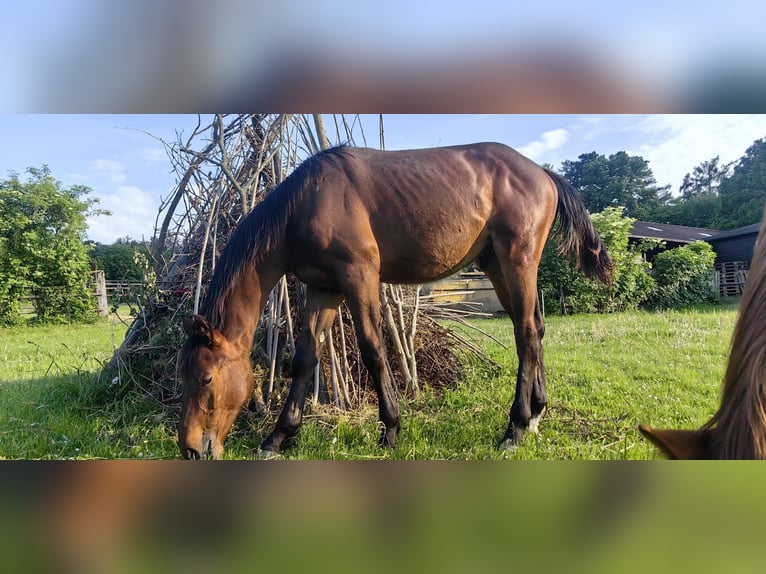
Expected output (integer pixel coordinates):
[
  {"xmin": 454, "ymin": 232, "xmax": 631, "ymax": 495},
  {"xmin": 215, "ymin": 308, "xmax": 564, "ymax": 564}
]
[
  {"xmin": 461, "ymin": 305, "xmax": 735, "ymax": 459},
  {"xmin": 0, "ymin": 316, "xmax": 149, "ymax": 459},
  {"xmin": 0, "ymin": 304, "xmax": 739, "ymax": 459}
]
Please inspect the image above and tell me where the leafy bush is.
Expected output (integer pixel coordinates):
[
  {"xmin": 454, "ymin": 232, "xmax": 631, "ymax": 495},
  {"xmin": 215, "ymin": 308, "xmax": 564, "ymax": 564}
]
[
  {"xmin": 0, "ymin": 273, "xmax": 27, "ymax": 326},
  {"xmin": 539, "ymin": 207, "xmax": 655, "ymax": 314},
  {"xmin": 645, "ymin": 241, "xmax": 717, "ymax": 309}
]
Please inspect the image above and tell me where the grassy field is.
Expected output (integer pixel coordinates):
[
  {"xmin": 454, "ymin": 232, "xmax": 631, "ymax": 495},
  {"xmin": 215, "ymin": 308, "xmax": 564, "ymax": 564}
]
[{"xmin": 0, "ymin": 304, "xmax": 738, "ymax": 459}]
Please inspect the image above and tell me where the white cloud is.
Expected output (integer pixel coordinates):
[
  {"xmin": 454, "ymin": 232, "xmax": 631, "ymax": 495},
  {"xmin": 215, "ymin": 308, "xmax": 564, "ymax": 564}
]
[
  {"xmin": 86, "ymin": 185, "xmax": 158, "ymax": 243},
  {"xmin": 67, "ymin": 156, "xmax": 164, "ymax": 243},
  {"xmin": 518, "ymin": 128, "xmax": 570, "ymax": 161},
  {"xmin": 629, "ymin": 115, "xmax": 766, "ymax": 191},
  {"xmin": 88, "ymin": 158, "xmax": 127, "ymax": 184}
]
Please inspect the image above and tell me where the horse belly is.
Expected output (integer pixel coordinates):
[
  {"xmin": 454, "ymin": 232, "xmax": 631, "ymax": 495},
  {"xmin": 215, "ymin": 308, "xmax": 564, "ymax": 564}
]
[{"xmin": 378, "ymin": 224, "xmax": 489, "ymax": 284}]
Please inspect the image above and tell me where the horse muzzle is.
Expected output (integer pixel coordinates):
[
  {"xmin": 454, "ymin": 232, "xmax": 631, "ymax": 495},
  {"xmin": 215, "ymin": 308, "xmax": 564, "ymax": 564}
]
[{"xmin": 180, "ymin": 432, "xmax": 224, "ymax": 460}]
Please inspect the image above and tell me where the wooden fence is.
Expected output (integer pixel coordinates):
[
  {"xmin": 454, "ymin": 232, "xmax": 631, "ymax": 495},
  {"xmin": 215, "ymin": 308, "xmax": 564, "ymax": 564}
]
[
  {"xmin": 17, "ymin": 273, "xmax": 158, "ymax": 318},
  {"xmin": 715, "ymin": 261, "xmax": 749, "ymax": 298},
  {"xmin": 92, "ymin": 270, "xmax": 108, "ymax": 316}
]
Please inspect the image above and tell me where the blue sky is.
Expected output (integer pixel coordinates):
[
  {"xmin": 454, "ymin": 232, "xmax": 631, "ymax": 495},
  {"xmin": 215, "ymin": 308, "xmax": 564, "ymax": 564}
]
[{"xmin": 2, "ymin": 114, "xmax": 765, "ymax": 243}]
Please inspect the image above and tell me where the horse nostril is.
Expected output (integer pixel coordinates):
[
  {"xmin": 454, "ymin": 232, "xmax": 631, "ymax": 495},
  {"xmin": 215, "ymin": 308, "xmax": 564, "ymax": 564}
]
[{"xmin": 185, "ymin": 448, "xmax": 201, "ymax": 460}]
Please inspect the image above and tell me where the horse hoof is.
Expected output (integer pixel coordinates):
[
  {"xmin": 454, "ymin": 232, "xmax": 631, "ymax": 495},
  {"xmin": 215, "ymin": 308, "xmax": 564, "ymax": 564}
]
[
  {"xmin": 378, "ymin": 429, "xmax": 397, "ymax": 449},
  {"xmin": 499, "ymin": 438, "xmax": 518, "ymax": 452},
  {"xmin": 500, "ymin": 423, "xmax": 526, "ymax": 450},
  {"xmin": 256, "ymin": 448, "xmax": 281, "ymax": 460}
]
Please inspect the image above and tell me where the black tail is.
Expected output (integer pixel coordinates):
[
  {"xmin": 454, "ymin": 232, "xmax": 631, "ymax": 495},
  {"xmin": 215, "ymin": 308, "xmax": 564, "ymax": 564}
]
[{"xmin": 544, "ymin": 168, "xmax": 613, "ymax": 284}]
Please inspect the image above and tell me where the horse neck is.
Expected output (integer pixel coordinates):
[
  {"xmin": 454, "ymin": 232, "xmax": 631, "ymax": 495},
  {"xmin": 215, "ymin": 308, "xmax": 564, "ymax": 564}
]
[
  {"xmin": 218, "ymin": 257, "xmax": 284, "ymax": 355},
  {"xmin": 711, "ymin": 234, "xmax": 766, "ymax": 458}
]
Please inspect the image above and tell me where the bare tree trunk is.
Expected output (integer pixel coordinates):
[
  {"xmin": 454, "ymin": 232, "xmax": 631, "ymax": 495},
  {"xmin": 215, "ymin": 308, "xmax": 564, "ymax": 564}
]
[
  {"xmin": 313, "ymin": 114, "xmax": 330, "ymax": 151},
  {"xmin": 193, "ymin": 195, "xmax": 218, "ymax": 314}
]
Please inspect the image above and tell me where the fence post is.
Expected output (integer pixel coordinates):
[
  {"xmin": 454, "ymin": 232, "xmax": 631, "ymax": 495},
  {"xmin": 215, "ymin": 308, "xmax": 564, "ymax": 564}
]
[{"xmin": 93, "ymin": 270, "xmax": 108, "ymax": 316}]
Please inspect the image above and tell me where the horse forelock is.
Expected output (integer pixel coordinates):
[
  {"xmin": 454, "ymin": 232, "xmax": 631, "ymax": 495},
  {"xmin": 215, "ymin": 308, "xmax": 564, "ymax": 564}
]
[
  {"xmin": 177, "ymin": 336, "xmax": 197, "ymax": 383},
  {"xmin": 199, "ymin": 146, "xmax": 351, "ymax": 328},
  {"xmin": 707, "ymin": 211, "xmax": 766, "ymax": 459}
]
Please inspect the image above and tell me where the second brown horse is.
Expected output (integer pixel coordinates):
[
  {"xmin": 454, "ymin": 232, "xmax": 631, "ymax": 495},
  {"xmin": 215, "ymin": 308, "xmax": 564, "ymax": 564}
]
[{"xmin": 178, "ymin": 143, "xmax": 612, "ymax": 459}]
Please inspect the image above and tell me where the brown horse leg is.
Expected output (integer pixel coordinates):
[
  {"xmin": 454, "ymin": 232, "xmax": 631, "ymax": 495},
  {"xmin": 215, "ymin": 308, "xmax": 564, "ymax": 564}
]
[
  {"xmin": 484, "ymin": 246, "xmax": 547, "ymax": 449},
  {"xmin": 479, "ymin": 252, "xmax": 516, "ymax": 320},
  {"xmin": 259, "ymin": 287, "xmax": 343, "ymax": 455},
  {"xmin": 342, "ymin": 272, "xmax": 401, "ymax": 448},
  {"xmin": 528, "ymin": 297, "xmax": 547, "ymax": 433}
]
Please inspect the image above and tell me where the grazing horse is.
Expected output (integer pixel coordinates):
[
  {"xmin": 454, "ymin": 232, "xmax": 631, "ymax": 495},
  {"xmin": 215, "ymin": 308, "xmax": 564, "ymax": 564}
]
[
  {"xmin": 178, "ymin": 143, "xmax": 612, "ymax": 459},
  {"xmin": 640, "ymin": 208, "xmax": 766, "ymax": 459}
]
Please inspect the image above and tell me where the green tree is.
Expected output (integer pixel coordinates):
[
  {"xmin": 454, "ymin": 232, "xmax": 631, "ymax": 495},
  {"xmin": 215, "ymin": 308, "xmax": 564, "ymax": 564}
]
[
  {"xmin": 716, "ymin": 137, "xmax": 766, "ymax": 229},
  {"xmin": 651, "ymin": 156, "xmax": 730, "ymax": 229},
  {"xmin": 91, "ymin": 237, "xmax": 150, "ymax": 281},
  {"xmin": 0, "ymin": 190, "xmax": 31, "ymax": 325},
  {"xmin": 653, "ymin": 194, "xmax": 721, "ymax": 229},
  {"xmin": 679, "ymin": 155, "xmax": 731, "ymax": 199},
  {"xmin": 0, "ymin": 166, "xmax": 108, "ymax": 324},
  {"xmin": 560, "ymin": 151, "xmax": 669, "ymax": 220}
]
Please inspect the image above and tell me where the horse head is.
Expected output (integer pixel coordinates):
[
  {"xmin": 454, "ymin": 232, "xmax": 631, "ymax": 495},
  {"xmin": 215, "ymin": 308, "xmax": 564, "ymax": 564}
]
[{"xmin": 177, "ymin": 314, "xmax": 253, "ymax": 459}]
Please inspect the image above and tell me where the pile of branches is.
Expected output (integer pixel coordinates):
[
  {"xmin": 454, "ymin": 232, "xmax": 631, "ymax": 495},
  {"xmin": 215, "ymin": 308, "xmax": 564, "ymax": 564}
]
[{"xmin": 103, "ymin": 114, "xmax": 498, "ymax": 416}]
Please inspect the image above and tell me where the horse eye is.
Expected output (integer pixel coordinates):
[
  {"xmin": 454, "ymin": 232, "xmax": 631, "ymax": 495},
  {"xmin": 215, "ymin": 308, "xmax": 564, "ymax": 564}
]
[{"xmin": 200, "ymin": 376, "xmax": 213, "ymax": 387}]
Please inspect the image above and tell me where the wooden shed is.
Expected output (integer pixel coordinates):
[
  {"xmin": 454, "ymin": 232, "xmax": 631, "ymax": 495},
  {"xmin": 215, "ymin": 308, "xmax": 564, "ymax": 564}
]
[
  {"xmin": 706, "ymin": 222, "xmax": 760, "ymax": 297},
  {"xmin": 423, "ymin": 272, "xmax": 505, "ymax": 314}
]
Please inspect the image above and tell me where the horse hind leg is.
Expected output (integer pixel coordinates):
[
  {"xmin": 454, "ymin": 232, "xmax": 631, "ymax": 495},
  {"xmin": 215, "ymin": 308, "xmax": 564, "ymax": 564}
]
[
  {"xmin": 481, "ymin": 246, "xmax": 547, "ymax": 449},
  {"xmin": 259, "ymin": 287, "xmax": 343, "ymax": 455},
  {"xmin": 527, "ymin": 297, "xmax": 547, "ymax": 433}
]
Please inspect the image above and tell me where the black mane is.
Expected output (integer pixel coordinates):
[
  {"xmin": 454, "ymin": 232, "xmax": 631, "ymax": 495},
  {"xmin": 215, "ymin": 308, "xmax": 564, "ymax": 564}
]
[{"xmin": 201, "ymin": 145, "xmax": 350, "ymax": 327}]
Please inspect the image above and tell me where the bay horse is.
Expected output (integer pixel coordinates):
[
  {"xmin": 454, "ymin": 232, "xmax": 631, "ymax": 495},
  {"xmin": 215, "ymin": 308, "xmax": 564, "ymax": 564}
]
[
  {"xmin": 178, "ymin": 143, "xmax": 612, "ymax": 459},
  {"xmin": 640, "ymin": 208, "xmax": 766, "ymax": 459}
]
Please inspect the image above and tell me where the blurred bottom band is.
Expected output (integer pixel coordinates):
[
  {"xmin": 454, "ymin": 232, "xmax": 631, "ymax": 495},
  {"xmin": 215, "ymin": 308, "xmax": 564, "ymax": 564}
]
[{"xmin": 0, "ymin": 461, "xmax": 763, "ymax": 574}]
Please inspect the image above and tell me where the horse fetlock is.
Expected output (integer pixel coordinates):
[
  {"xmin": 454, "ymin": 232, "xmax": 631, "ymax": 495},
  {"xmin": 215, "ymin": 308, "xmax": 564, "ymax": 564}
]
[
  {"xmin": 510, "ymin": 403, "xmax": 532, "ymax": 429},
  {"xmin": 379, "ymin": 423, "xmax": 399, "ymax": 449},
  {"xmin": 528, "ymin": 406, "xmax": 547, "ymax": 434}
]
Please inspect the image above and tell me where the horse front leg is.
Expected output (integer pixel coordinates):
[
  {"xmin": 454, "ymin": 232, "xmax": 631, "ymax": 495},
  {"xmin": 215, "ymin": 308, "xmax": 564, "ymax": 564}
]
[
  {"xmin": 342, "ymin": 272, "xmax": 401, "ymax": 449},
  {"xmin": 485, "ymin": 237, "xmax": 547, "ymax": 450},
  {"xmin": 259, "ymin": 288, "xmax": 342, "ymax": 455}
]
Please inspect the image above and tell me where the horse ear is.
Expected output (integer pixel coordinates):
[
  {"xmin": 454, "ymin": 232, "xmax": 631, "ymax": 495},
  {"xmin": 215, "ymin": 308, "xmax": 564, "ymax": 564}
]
[
  {"xmin": 638, "ymin": 424, "xmax": 711, "ymax": 460},
  {"xmin": 182, "ymin": 314, "xmax": 229, "ymax": 349},
  {"xmin": 182, "ymin": 314, "xmax": 213, "ymax": 343}
]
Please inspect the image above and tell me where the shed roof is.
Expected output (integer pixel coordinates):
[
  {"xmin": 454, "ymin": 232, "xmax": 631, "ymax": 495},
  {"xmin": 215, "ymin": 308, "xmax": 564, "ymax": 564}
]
[
  {"xmin": 630, "ymin": 220, "xmax": 720, "ymax": 243},
  {"xmin": 706, "ymin": 222, "xmax": 761, "ymax": 242}
]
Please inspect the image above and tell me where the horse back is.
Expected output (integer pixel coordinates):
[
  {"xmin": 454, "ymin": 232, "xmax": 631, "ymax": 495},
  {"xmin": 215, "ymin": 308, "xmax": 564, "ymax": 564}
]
[{"xmin": 285, "ymin": 143, "xmax": 557, "ymax": 285}]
